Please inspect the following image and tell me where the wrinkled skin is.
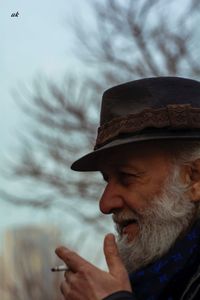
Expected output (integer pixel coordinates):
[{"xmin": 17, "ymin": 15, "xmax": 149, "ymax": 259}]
[
  {"xmin": 56, "ymin": 142, "xmax": 200, "ymax": 299},
  {"xmin": 56, "ymin": 234, "xmax": 132, "ymax": 300}
]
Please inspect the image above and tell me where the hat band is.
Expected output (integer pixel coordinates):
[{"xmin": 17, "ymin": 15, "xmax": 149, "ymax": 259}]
[{"xmin": 94, "ymin": 104, "xmax": 200, "ymax": 149}]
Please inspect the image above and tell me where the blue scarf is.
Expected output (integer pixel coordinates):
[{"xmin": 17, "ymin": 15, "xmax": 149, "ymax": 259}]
[{"xmin": 129, "ymin": 219, "xmax": 200, "ymax": 300}]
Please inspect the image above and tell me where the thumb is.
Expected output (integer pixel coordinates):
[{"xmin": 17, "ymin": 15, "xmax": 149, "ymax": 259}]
[{"xmin": 104, "ymin": 233, "xmax": 127, "ymax": 277}]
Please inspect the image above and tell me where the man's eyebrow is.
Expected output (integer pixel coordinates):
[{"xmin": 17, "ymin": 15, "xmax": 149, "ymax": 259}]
[{"xmin": 99, "ymin": 164, "xmax": 139, "ymax": 173}]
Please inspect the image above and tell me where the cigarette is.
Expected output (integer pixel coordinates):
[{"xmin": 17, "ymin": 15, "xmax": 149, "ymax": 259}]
[{"xmin": 51, "ymin": 265, "xmax": 68, "ymax": 272}]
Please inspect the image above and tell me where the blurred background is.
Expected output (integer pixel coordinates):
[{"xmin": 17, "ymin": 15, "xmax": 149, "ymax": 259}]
[{"xmin": 1, "ymin": 0, "xmax": 200, "ymax": 299}]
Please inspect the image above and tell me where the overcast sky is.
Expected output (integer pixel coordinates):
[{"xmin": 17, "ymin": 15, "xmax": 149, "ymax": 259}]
[
  {"xmin": 0, "ymin": 0, "xmax": 105, "ymax": 261},
  {"xmin": 0, "ymin": 0, "xmax": 78, "ymax": 152}
]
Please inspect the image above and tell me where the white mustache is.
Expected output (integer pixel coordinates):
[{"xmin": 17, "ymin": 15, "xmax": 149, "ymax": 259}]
[{"xmin": 112, "ymin": 210, "xmax": 140, "ymax": 224}]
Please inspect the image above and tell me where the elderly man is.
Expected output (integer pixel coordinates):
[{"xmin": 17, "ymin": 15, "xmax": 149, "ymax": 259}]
[{"xmin": 56, "ymin": 77, "xmax": 200, "ymax": 300}]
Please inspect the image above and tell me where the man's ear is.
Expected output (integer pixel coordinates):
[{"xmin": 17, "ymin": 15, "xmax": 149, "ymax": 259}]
[{"xmin": 184, "ymin": 159, "xmax": 200, "ymax": 202}]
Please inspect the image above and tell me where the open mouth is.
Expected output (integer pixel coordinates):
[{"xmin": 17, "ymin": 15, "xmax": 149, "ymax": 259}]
[{"xmin": 116, "ymin": 219, "xmax": 138, "ymax": 235}]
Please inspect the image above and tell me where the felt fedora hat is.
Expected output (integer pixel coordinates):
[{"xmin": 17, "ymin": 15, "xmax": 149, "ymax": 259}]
[{"xmin": 71, "ymin": 76, "xmax": 200, "ymax": 171}]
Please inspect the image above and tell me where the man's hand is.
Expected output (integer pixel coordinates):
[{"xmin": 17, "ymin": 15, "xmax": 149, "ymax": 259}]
[{"xmin": 55, "ymin": 233, "xmax": 132, "ymax": 300}]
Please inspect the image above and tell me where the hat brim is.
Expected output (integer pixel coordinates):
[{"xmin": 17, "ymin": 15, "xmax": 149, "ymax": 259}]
[{"xmin": 71, "ymin": 130, "xmax": 200, "ymax": 171}]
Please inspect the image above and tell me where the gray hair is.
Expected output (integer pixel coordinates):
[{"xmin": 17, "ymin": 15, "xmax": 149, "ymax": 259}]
[{"xmin": 169, "ymin": 140, "xmax": 200, "ymax": 218}]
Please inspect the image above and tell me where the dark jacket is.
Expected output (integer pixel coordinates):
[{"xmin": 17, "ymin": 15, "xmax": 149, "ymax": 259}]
[
  {"xmin": 103, "ymin": 220, "xmax": 200, "ymax": 300},
  {"xmin": 103, "ymin": 264, "xmax": 200, "ymax": 299}
]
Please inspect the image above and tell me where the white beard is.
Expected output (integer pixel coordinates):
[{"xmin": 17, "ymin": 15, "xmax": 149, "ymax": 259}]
[{"xmin": 115, "ymin": 165, "xmax": 197, "ymax": 273}]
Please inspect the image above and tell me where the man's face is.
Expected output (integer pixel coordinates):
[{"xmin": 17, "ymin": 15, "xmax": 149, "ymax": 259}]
[
  {"xmin": 99, "ymin": 142, "xmax": 197, "ymax": 272},
  {"xmin": 99, "ymin": 143, "xmax": 173, "ymax": 241}
]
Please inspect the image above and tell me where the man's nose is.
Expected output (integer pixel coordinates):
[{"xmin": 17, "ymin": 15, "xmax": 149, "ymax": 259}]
[{"xmin": 99, "ymin": 181, "xmax": 124, "ymax": 214}]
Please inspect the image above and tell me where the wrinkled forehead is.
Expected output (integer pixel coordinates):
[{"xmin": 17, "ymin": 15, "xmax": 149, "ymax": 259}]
[{"xmin": 97, "ymin": 141, "xmax": 173, "ymax": 170}]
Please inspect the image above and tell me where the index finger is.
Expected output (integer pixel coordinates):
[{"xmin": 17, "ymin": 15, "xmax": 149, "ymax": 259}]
[{"xmin": 55, "ymin": 246, "xmax": 92, "ymax": 272}]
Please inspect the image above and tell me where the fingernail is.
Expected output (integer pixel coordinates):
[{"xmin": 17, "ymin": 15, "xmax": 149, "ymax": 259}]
[
  {"xmin": 106, "ymin": 233, "xmax": 115, "ymax": 243},
  {"xmin": 55, "ymin": 246, "xmax": 68, "ymax": 254}
]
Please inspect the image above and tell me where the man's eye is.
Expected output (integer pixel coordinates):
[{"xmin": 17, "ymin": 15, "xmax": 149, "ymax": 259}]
[
  {"xmin": 119, "ymin": 172, "xmax": 138, "ymax": 185},
  {"xmin": 120, "ymin": 172, "xmax": 137, "ymax": 178}
]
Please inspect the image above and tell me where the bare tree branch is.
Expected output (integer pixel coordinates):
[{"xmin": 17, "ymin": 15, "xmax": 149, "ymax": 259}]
[{"xmin": 2, "ymin": 0, "xmax": 200, "ymax": 234}]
